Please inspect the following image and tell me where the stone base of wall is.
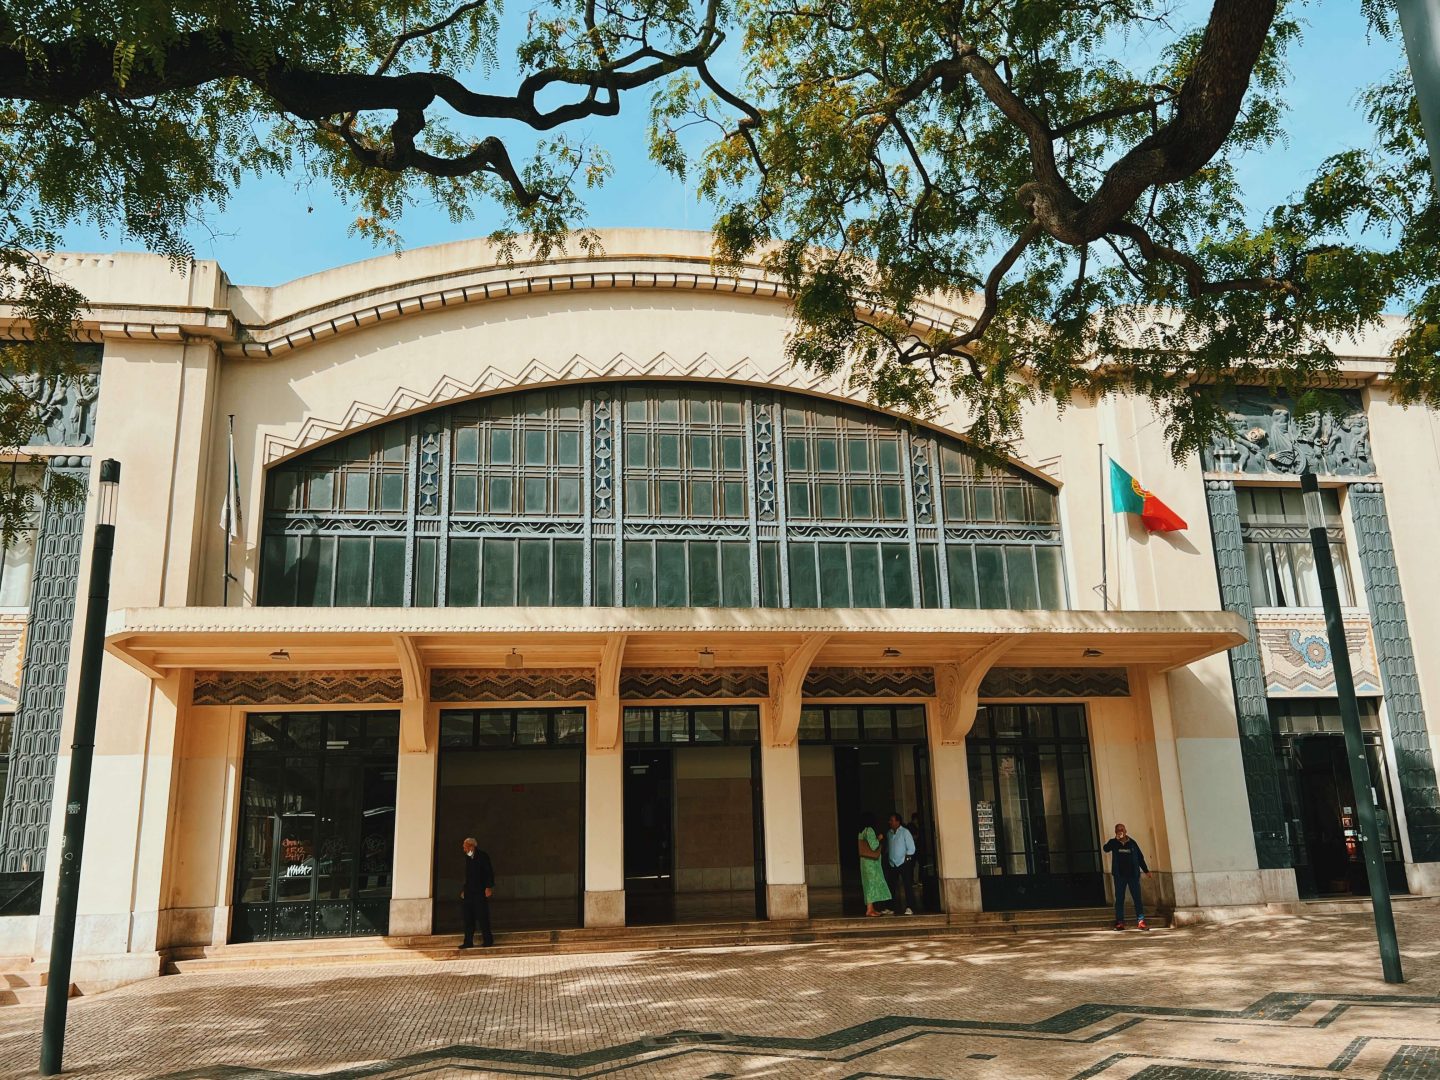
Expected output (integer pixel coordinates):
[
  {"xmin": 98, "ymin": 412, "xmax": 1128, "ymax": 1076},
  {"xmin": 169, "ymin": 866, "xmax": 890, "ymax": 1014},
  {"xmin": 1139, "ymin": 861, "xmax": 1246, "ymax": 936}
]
[
  {"xmin": 941, "ymin": 877, "xmax": 981, "ymax": 913},
  {"xmin": 584, "ymin": 889, "xmax": 625, "ymax": 928},
  {"xmin": 766, "ymin": 884, "xmax": 808, "ymax": 920},
  {"xmin": 1404, "ymin": 861, "xmax": 1440, "ymax": 896},
  {"xmin": 0, "ymin": 914, "xmax": 35, "ymax": 958},
  {"xmin": 68, "ymin": 951, "xmax": 164, "ymax": 995},
  {"xmin": 389, "ymin": 898, "xmax": 433, "ymax": 937}
]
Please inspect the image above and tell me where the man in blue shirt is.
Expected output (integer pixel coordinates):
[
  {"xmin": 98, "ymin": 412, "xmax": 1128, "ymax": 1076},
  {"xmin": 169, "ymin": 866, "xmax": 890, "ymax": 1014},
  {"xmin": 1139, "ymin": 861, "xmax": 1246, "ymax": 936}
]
[{"xmin": 884, "ymin": 812, "xmax": 918, "ymax": 915}]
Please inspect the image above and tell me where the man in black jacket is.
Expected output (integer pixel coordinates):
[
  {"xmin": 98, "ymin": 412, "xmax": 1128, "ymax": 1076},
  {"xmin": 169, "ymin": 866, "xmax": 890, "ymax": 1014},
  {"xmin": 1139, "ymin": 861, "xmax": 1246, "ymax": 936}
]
[
  {"xmin": 1102, "ymin": 823, "xmax": 1150, "ymax": 931},
  {"xmin": 460, "ymin": 837, "xmax": 495, "ymax": 948}
]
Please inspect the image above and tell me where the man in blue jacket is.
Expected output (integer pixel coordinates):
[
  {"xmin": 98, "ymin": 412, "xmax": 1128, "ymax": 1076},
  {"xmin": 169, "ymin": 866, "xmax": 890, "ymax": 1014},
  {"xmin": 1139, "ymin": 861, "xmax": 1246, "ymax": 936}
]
[{"xmin": 1102, "ymin": 823, "xmax": 1150, "ymax": 930}]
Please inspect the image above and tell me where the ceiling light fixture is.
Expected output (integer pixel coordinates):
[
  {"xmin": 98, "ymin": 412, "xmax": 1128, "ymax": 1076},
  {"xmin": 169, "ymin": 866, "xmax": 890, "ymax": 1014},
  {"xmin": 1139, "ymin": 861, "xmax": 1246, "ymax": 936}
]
[
  {"xmin": 505, "ymin": 648, "xmax": 524, "ymax": 670},
  {"xmin": 697, "ymin": 648, "xmax": 716, "ymax": 670},
  {"xmin": 1082, "ymin": 647, "xmax": 1103, "ymax": 658},
  {"xmin": 882, "ymin": 647, "xmax": 902, "ymax": 658},
  {"xmin": 269, "ymin": 649, "xmax": 290, "ymax": 661}
]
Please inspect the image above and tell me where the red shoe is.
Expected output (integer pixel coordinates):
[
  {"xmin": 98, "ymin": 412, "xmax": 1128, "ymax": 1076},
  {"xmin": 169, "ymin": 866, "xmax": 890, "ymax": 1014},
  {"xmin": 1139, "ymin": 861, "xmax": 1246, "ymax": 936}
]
[
  {"xmin": 1113, "ymin": 922, "xmax": 1125, "ymax": 931},
  {"xmin": 1137, "ymin": 919, "xmax": 1148, "ymax": 931}
]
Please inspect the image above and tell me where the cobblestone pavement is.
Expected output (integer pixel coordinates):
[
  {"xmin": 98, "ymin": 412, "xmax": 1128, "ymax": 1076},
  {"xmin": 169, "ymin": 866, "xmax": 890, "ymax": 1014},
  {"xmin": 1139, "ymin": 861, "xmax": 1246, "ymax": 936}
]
[{"xmin": 4, "ymin": 907, "xmax": 1440, "ymax": 1079}]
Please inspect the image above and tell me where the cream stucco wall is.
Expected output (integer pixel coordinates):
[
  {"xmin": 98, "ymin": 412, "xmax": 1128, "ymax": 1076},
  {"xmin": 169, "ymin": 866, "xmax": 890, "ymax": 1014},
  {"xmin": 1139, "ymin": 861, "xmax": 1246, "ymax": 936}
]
[{"xmin": 6, "ymin": 231, "xmax": 1436, "ymax": 982}]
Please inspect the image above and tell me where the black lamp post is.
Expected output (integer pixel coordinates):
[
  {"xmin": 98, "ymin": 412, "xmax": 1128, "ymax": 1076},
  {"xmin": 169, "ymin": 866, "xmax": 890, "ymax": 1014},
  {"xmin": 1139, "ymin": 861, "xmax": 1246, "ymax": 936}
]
[
  {"xmin": 40, "ymin": 457, "xmax": 120, "ymax": 1075},
  {"xmin": 1300, "ymin": 470, "xmax": 1403, "ymax": 984}
]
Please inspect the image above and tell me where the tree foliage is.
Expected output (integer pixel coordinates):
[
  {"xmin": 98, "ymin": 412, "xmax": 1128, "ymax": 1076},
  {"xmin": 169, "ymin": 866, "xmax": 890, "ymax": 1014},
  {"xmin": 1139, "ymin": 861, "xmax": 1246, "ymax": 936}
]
[{"xmin": 0, "ymin": 0, "xmax": 1436, "ymax": 528}]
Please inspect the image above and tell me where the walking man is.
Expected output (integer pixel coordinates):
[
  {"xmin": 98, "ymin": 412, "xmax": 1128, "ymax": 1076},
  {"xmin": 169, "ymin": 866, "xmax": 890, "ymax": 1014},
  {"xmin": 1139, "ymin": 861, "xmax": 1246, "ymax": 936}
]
[
  {"xmin": 1103, "ymin": 823, "xmax": 1150, "ymax": 930},
  {"xmin": 885, "ymin": 812, "xmax": 918, "ymax": 915},
  {"xmin": 460, "ymin": 836, "xmax": 495, "ymax": 948}
]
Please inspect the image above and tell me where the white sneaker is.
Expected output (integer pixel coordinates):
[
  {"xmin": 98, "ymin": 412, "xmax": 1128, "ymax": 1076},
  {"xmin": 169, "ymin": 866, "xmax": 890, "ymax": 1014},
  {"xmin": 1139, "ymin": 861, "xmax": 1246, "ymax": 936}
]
[{"xmin": 904, "ymin": 908, "xmax": 913, "ymax": 915}]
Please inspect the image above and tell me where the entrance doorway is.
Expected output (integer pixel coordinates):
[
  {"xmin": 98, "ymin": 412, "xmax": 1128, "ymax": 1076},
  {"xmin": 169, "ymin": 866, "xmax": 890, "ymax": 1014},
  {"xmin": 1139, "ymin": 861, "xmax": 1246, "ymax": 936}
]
[
  {"xmin": 966, "ymin": 704, "xmax": 1104, "ymax": 911},
  {"xmin": 622, "ymin": 705, "xmax": 765, "ymax": 925},
  {"xmin": 797, "ymin": 703, "xmax": 938, "ymax": 918},
  {"xmin": 233, "ymin": 711, "xmax": 399, "ymax": 942},
  {"xmin": 433, "ymin": 708, "xmax": 584, "ymax": 933},
  {"xmin": 1274, "ymin": 700, "xmax": 1408, "ymax": 898}
]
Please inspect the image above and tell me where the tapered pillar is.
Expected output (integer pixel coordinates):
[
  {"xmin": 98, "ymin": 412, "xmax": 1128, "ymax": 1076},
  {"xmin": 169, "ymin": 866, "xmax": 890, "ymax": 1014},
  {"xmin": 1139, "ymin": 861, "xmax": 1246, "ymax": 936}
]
[
  {"xmin": 389, "ymin": 732, "xmax": 438, "ymax": 937},
  {"xmin": 584, "ymin": 740, "xmax": 625, "ymax": 927}
]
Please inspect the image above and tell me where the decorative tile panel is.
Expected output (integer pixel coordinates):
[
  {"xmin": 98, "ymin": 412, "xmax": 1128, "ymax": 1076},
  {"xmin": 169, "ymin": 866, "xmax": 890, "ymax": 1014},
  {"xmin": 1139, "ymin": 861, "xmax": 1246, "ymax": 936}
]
[
  {"xmin": 193, "ymin": 670, "xmax": 404, "ymax": 705},
  {"xmin": 430, "ymin": 668, "xmax": 595, "ymax": 702},
  {"xmin": 1200, "ymin": 387, "xmax": 1374, "ymax": 477},
  {"xmin": 1254, "ymin": 611, "xmax": 1382, "ymax": 697},
  {"xmin": 619, "ymin": 668, "xmax": 768, "ymax": 699},
  {"xmin": 0, "ymin": 460, "xmax": 89, "ymax": 873},
  {"xmin": 803, "ymin": 667, "xmax": 935, "ymax": 698},
  {"xmin": 1206, "ymin": 479, "xmax": 1290, "ymax": 869},
  {"xmin": 1350, "ymin": 483, "xmax": 1440, "ymax": 862},
  {"xmin": 978, "ymin": 668, "xmax": 1130, "ymax": 699}
]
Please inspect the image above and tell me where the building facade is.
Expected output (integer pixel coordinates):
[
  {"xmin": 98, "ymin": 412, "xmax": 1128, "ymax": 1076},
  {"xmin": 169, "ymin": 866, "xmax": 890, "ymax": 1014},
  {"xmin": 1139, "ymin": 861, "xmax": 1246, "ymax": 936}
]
[{"xmin": 0, "ymin": 231, "xmax": 1437, "ymax": 989}]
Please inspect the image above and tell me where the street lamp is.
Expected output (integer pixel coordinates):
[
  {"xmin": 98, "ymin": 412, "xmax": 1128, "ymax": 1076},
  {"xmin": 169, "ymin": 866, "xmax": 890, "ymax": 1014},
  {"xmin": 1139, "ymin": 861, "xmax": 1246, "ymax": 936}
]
[
  {"xmin": 1300, "ymin": 470, "xmax": 1403, "ymax": 984},
  {"xmin": 1398, "ymin": 1, "xmax": 1440, "ymax": 195},
  {"xmin": 40, "ymin": 458, "xmax": 120, "ymax": 1075}
]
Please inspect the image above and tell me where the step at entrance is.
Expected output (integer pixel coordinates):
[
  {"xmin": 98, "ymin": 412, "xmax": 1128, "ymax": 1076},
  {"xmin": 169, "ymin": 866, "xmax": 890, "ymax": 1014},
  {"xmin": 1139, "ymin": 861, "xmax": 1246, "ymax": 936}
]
[
  {"xmin": 166, "ymin": 908, "xmax": 1170, "ymax": 975},
  {"xmin": 0, "ymin": 962, "xmax": 78, "ymax": 1008}
]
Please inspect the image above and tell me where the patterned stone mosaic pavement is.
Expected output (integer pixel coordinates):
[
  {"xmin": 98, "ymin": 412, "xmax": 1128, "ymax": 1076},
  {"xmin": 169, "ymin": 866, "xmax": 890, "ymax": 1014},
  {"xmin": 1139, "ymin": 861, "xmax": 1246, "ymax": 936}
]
[{"xmin": 3, "ymin": 906, "xmax": 1440, "ymax": 1079}]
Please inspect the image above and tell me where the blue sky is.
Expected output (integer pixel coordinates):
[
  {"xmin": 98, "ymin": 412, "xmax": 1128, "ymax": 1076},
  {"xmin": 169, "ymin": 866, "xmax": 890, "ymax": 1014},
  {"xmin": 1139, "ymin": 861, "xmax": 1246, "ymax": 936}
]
[{"xmin": 56, "ymin": 4, "xmax": 1409, "ymax": 287}]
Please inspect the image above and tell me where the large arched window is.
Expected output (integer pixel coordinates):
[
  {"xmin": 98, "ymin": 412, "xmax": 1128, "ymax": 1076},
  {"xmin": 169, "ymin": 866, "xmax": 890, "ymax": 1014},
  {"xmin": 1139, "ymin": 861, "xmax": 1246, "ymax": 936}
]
[{"xmin": 260, "ymin": 383, "xmax": 1066, "ymax": 610}]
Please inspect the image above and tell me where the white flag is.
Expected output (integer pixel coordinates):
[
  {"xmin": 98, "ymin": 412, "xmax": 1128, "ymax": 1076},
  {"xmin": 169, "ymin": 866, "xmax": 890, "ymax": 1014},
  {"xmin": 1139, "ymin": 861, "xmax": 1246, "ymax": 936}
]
[{"xmin": 220, "ymin": 416, "xmax": 242, "ymax": 540}]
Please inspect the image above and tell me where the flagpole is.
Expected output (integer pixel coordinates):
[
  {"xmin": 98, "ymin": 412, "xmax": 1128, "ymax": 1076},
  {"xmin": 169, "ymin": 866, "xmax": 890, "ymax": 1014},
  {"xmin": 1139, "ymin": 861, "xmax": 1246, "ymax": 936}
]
[
  {"xmin": 224, "ymin": 414, "xmax": 235, "ymax": 607},
  {"xmin": 1098, "ymin": 443, "xmax": 1108, "ymax": 612}
]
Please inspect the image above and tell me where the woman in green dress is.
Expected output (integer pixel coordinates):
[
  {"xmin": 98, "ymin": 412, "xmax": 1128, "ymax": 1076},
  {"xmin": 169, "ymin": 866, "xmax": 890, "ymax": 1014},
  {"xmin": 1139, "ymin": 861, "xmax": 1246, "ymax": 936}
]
[{"xmin": 857, "ymin": 813, "xmax": 892, "ymax": 916}]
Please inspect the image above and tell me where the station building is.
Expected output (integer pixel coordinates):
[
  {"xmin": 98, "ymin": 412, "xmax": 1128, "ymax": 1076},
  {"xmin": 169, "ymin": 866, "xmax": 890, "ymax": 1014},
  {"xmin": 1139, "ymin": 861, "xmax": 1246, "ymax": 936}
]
[{"xmin": 0, "ymin": 230, "xmax": 1436, "ymax": 987}]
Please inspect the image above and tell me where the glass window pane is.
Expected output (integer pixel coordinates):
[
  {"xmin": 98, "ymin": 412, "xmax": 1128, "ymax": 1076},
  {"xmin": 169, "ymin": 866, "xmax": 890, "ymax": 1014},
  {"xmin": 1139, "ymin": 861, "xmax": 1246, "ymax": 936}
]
[
  {"xmin": 881, "ymin": 543, "xmax": 913, "ymax": 608},
  {"xmin": 658, "ymin": 434, "xmax": 681, "ymax": 468},
  {"xmin": 976, "ymin": 546, "xmax": 1007, "ymax": 607},
  {"xmin": 693, "ymin": 708, "xmax": 724, "ymax": 743},
  {"xmin": 624, "ymin": 707, "xmax": 653, "ymax": 743},
  {"xmin": 516, "ymin": 710, "xmax": 547, "ymax": 745},
  {"xmin": 818, "ymin": 482, "xmax": 843, "ymax": 519},
  {"xmin": 877, "ymin": 440, "xmax": 900, "ymax": 474},
  {"xmin": 594, "ymin": 540, "xmax": 614, "ymax": 606},
  {"xmin": 454, "ymin": 426, "xmax": 479, "ymax": 465},
  {"xmin": 847, "ymin": 438, "xmax": 870, "ymax": 471},
  {"xmin": 553, "ymin": 709, "xmax": 585, "ymax": 744},
  {"xmin": 333, "ymin": 537, "xmax": 369, "ymax": 605},
  {"xmin": 371, "ymin": 537, "xmax": 405, "ymax": 606},
  {"xmin": 1006, "ymin": 547, "xmax": 1040, "ymax": 609},
  {"xmin": 625, "ymin": 478, "xmax": 649, "ymax": 515},
  {"xmin": 690, "ymin": 434, "xmax": 713, "ymax": 469},
  {"xmin": 440, "ymin": 712, "xmax": 473, "ymax": 748},
  {"xmin": 849, "ymin": 484, "xmax": 873, "ymax": 519},
  {"xmin": 524, "ymin": 430, "xmax": 547, "ymax": 465},
  {"xmin": 728, "ymin": 707, "xmax": 759, "ymax": 742},
  {"xmin": 625, "ymin": 542, "xmax": 654, "ymax": 605},
  {"xmin": 850, "ymin": 544, "xmax": 882, "ymax": 606},
  {"xmin": 482, "ymin": 539, "xmax": 517, "ymax": 605},
  {"xmin": 818, "ymin": 544, "xmax": 850, "ymax": 607},
  {"xmin": 414, "ymin": 538, "xmax": 437, "ymax": 607},
  {"xmin": 295, "ymin": 536, "xmax": 334, "ymax": 606},
  {"xmin": 659, "ymin": 480, "xmax": 682, "ymax": 515},
  {"xmin": 380, "ymin": 472, "xmax": 405, "ymax": 510},
  {"xmin": 490, "ymin": 476, "xmax": 512, "ymax": 513},
  {"xmin": 489, "ymin": 428, "xmax": 513, "ymax": 465},
  {"xmin": 524, "ymin": 477, "xmax": 547, "ymax": 514},
  {"xmin": 1002, "ymin": 486, "xmax": 1027, "ymax": 522},
  {"xmin": 973, "ymin": 487, "xmax": 996, "ymax": 521},
  {"xmin": 689, "ymin": 542, "xmax": 720, "ymax": 606},
  {"xmin": 518, "ymin": 539, "xmax": 552, "ymax": 606},
  {"xmin": 307, "ymin": 470, "xmax": 334, "ymax": 510},
  {"xmin": 918, "ymin": 545, "xmax": 940, "ymax": 608},
  {"xmin": 452, "ymin": 473, "xmax": 478, "ymax": 514},
  {"xmin": 789, "ymin": 543, "xmax": 818, "ymax": 606},
  {"xmin": 553, "ymin": 540, "xmax": 584, "ymax": 605},
  {"xmin": 655, "ymin": 542, "xmax": 688, "ymax": 606},
  {"xmin": 759, "ymin": 542, "xmax": 781, "ymax": 607},
  {"xmin": 786, "ymin": 437, "xmax": 808, "ymax": 470},
  {"xmin": 1036, "ymin": 547, "xmax": 1064, "ymax": 609},
  {"xmin": 723, "ymin": 436, "xmax": 744, "ymax": 470},
  {"xmin": 786, "ymin": 482, "xmax": 811, "ymax": 517},
  {"xmin": 659, "ymin": 708, "xmax": 689, "ymax": 743},
  {"xmin": 723, "ymin": 482, "xmax": 745, "ymax": 517},
  {"xmin": 626, "ymin": 432, "xmax": 649, "ymax": 467},
  {"xmin": 448, "ymin": 538, "xmax": 479, "ymax": 606},
  {"xmin": 829, "ymin": 707, "xmax": 859, "ymax": 742},
  {"xmin": 947, "ymin": 545, "xmax": 978, "ymax": 608},
  {"xmin": 342, "ymin": 471, "xmax": 369, "ymax": 511},
  {"xmin": 799, "ymin": 708, "xmax": 826, "ymax": 741},
  {"xmin": 817, "ymin": 438, "xmax": 839, "ymax": 472},
  {"xmin": 880, "ymin": 483, "xmax": 904, "ymax": 520},
  {"xmin": 721, "ymin": 543, "xmax": 751, "ymax": 606},
  {"xmin": 557, "ymin": 430, "xmax": 580, "ymax": 467},
  {"xmin": 862, "ymin": 707, "xmax": 893, "ymax": 740},
  {"xmin": 556, "ymin": 477, "xmax": 581, "ymax": 515},
  {"xmin": 690, "ymin": 481, "xmax": 714, "ymax": 517},
  {"xmin": 895, "ymin": 705, "xmax": 926, "ymax": 740},
  {"xmin": 476, "ymin": 711, "xmax": 512, "ymax": 746}
]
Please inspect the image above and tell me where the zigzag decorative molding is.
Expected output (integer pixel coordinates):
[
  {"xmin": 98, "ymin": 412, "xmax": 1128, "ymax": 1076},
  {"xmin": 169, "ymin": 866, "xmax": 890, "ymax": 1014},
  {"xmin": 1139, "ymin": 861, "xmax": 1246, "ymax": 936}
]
[{"xmin": 262, "ymin": 351, "xmax": 847, "ymax": 463}]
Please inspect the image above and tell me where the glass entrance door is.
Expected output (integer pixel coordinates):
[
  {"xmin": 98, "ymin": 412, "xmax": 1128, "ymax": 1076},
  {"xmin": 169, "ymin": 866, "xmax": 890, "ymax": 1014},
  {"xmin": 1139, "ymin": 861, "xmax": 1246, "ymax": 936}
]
[
  {"xmin": 233, "ymin": 712, "xmax": 399, "ymax": 942},
  {"xmin": 967, "ymin": 704, "xmax": 1104, "ymax": 910}
]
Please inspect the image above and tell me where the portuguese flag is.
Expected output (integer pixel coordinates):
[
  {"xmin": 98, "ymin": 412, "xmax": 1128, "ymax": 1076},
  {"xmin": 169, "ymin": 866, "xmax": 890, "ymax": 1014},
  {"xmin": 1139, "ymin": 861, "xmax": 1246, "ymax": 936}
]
[{"xmin": 1109, "ymin": 460, "xmax": 1187, "ymax": 533}]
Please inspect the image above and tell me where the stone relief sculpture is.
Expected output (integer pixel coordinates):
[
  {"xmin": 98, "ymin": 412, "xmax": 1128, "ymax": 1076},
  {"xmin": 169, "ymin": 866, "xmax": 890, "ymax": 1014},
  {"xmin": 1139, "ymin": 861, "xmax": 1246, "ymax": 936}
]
[
  {"xmin": 14, "ymin": 366, "xmax": 100, "ymax": 448},
  {"xmin": 1200, "ymin": 388, "xmax": 1373, "ymax": 477}
]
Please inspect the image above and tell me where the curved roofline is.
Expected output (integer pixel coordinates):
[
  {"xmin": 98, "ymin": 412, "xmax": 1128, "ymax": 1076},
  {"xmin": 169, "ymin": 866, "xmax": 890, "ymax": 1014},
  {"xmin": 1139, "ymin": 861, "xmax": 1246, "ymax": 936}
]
[
  {"xmin": 262, "ymin": 373, "xmax": 1062, "ymax": 490},
  {"xmin": 222, "ymin": 228, "xmax": 978, "ymax": 359}
]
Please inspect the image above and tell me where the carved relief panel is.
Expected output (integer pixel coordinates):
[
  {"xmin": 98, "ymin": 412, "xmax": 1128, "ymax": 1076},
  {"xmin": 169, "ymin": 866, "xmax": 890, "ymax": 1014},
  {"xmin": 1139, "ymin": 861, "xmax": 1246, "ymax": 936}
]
[{"xmin": 1200, "ymin": 388, "xmax": 1373, "ymax": 477}]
